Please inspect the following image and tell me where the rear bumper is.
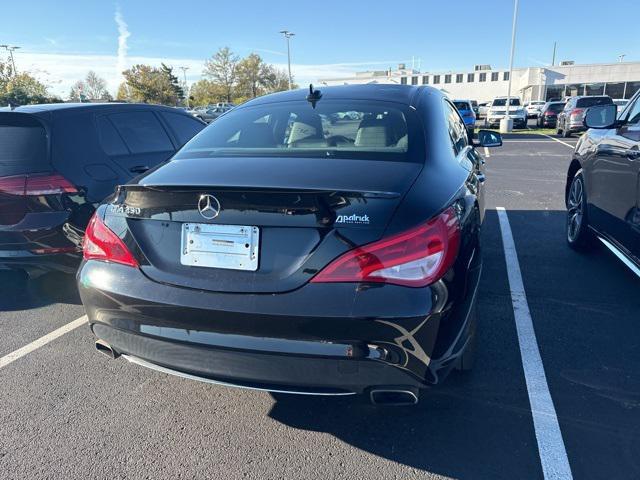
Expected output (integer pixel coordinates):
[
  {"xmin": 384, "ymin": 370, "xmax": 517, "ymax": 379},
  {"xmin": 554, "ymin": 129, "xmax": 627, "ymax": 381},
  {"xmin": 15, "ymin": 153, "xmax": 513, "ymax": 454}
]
[{"xmin": 79, "ymin": 258, "xmax": 480, "ymax": 394}]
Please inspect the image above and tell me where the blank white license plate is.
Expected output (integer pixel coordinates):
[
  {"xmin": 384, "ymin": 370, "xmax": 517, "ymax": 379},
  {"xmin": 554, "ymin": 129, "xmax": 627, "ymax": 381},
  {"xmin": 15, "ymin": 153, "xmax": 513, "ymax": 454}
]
[{"xmin": 180, "ymin": 223, "xmax": 259, "ymax": 271}]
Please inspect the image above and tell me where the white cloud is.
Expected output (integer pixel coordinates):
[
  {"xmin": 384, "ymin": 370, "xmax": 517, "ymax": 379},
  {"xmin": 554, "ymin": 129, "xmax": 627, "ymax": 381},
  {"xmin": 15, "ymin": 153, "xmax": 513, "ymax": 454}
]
[
  {"xmin": 114, "ymin": 6, "xmax": 130, "ymax": 84},
  {"xmin": 14, "ymin": 49, "xmax": 402, "ymax": 99}
]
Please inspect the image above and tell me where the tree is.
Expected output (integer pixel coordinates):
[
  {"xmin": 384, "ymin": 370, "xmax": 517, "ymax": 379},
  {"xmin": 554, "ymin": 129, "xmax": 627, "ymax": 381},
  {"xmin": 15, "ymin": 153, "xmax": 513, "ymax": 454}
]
[
  {"xmin": 69, "ymin": 71, "xmax": 112, "ymax": 102},
  {"xmin": 236, "ymin": 53, "xmax": 270, "ymax": 99},
  {"xmin": 188, "ymin": 79, "xmax": 226, "ymax": 107},
  {"xmin": 121, "ymin": 64, "xmax": 182, "ymax": 105},
  {"xmin": 116, "ymin": 82, "xmax": 130, "ymax": 101},
  {"xmin": 264, "ymin": 66, "xmax": 294, "ymax": 93},
  {"xmin": 203, "ymin": 47, "xmax": 239, "ymax": 103},
  {"xmin": 0, "ymin": 60, "xmax": 58, "ymax": 106}
]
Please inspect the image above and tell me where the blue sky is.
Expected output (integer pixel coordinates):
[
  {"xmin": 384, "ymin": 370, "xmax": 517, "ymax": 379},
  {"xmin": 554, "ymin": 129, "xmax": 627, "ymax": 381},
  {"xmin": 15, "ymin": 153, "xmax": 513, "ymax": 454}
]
[{"xmin": 2, "ymin": 0, "xmax": 639, "ymax": 96}]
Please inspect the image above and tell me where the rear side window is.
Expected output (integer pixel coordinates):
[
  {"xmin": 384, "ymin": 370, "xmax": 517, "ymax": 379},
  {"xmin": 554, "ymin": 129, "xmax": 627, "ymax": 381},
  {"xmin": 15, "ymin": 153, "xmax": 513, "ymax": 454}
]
[
  {"xmin": 576, "ymin": 97, "xmax": 612, "ymax": 108},
  {"xmin": 0, "ymin": 114, "xmax": 49, "ymax": 175},
  {"xmin": 161, "ymin": 112, "xmax": 205, "ymax": 146},
  {"xmin": 96, "ymin": 116, "xmax": 128, "ymax": 156},
  {"xmin": 443, "ymin": 101, "xmax": 468, "ymax": 155},
  {"xmin": 108, "ymin": 112, "xmax": 174, "ymax": 154},
  {"xmin": 176, "ymin": 100, "xmax": 425, "ymax": 163}
]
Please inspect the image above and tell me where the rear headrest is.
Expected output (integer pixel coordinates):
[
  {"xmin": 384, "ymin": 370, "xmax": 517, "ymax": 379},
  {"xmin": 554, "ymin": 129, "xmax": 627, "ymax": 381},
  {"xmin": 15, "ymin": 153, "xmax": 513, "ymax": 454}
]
[
  {"xmin": 354, "ymin": 116, "xmax": 392, "ymax": 147},
  {"xmin": 287, "ymin": 113, "xmax": 323, "ymax": 145}
]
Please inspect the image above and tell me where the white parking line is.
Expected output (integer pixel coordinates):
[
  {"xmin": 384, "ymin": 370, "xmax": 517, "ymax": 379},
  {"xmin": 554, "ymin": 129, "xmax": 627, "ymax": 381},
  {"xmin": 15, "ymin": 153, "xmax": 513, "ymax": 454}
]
[
  {"xmin": 483, "ymin": 146, "xmax": 490, "ymax": 157},
  {"xmin": 0, "ymin": 315, "xmax": 87, "ymax": 370},
  {"xmin": 536, "ymin": 133, "xmax": 575, "ymax": 149},
  {"xmin": 496, "ymin": 207, "xmax": 573, "ymax": 480}
]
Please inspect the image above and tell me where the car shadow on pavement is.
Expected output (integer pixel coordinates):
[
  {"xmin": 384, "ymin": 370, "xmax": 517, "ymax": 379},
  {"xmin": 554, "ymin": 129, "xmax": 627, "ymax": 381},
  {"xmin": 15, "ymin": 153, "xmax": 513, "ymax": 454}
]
[{"xmin": 0, "ymin": 270, "xmax": 81, "ymax": 311}]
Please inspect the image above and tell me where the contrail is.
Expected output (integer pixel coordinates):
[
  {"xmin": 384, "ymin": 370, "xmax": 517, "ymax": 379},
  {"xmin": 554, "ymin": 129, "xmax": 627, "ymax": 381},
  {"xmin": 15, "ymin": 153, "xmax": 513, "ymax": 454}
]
[{"xmin": 115, "ymin": 6, "xmax": 130, "ymax": 81}]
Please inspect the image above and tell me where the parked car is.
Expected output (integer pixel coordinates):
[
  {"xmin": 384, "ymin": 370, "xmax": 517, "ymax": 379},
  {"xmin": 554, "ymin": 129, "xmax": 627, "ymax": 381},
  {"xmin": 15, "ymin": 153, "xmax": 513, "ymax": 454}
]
[
  {"xmin": 0, "ymin": 103, "xmax": 206, "ymax": 277},
  {"xmin": 536, "ymin": 101, "xmax": 565, "ymax": 128},
  {"xmin": 470, "ymin": 100, "xmax": 479, "ymax": 116},
  {"xmin": 78, "ymin": 84, "xmax": 503, "ymax": 405},
  {"xmin": 556, "ymin": 95, "xmax": 613, "ymax": 137},
  {"xmin": 193, "ymin": 106, "xmax": 231, "ymax": 123},
  {"xmin": 613, "ymin": 98, "xmax": 629, "ymax": 115},
  {"xmin": 565, "ymin": 90, "xmax": 640, "ymax": 276},
  {"xmin": 453, "ymin": 99, "xmax": 476, "ymax": 137},
  {"xmin": 525, "ymin": 100, "xmax": 546, "ymax": 118},
  {"xmin": 486, "ymin": 97, "xmax": 527, "ymax": 129},
  {"xmin": 477, "ymin": 101, "xmax": 491, "ymax": 119}
]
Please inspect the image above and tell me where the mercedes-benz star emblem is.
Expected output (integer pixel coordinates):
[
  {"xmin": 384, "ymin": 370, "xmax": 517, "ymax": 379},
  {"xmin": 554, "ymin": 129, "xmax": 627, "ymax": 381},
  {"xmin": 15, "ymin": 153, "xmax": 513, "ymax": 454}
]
[{"xmin": 198, "ymin": 194, "xmax": 221, "ymax": 220}]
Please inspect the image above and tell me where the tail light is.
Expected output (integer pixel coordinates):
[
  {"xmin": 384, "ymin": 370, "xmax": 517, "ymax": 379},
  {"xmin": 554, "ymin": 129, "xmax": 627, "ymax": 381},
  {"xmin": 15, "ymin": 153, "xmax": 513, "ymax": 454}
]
[
  {"xmin": 544, "ymin": 111, "xmax": 556, "ymax": 116},
  {"xmin": 570, "ymin": 108, "xmax": 584, "ymax": 118},
  {"xmin": 83, "ymin": 213, "xmax": 139, "ymax": 268},
  {"xmin": 312, "ymin": 207, "xmax": 460, "ymax": 288},
  {"xmin": 0, "ymin": 173, "xmax": 77, "ymax": 196}
]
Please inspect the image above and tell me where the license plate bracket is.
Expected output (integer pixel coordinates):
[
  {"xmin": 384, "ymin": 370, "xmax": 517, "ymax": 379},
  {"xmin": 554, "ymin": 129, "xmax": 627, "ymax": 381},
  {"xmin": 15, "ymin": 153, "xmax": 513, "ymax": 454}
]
[{"xmin": 180, "ymin": 223, "xmax": 259, "ymax": 271}]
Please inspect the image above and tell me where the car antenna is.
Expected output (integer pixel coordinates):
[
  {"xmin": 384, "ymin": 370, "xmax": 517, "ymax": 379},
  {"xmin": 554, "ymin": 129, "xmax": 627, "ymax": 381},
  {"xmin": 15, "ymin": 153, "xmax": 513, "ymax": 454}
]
[{"xmin": 306, "ymin": 84, "xmax": 322, "ymax": 108}]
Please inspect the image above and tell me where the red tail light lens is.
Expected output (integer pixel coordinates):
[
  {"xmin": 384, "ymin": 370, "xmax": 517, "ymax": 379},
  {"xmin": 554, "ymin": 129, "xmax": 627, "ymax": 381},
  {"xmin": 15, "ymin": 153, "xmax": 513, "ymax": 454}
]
[
  {"xmin": 570, "ymin": 108, "xmax": 584, "ymax": 117},
  {"xmin": 83, "ymin": 213, "xmax": 139, "ymax": 268},
  {"xmin": 312, "ymin": 207, "xmax": 460, "ymax": 288},
  {"xmin": 0, "ymin": 173, "xmax": 77, "ymax": 196}
]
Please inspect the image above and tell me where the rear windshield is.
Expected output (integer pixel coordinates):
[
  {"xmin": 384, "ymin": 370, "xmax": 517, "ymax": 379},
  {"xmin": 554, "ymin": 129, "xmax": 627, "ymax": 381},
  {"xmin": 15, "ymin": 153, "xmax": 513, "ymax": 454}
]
[
  {"xmin": 453, "ymin": 101, "xmax": 471, "ymax": 111},
  {"xmin": 492, "ymin": 98, "xmax": 521, "ymax": 107},
  {"xmin": 576, "ymin": 97, "xmax": 613, "ymax": 108},
  {"xmin": 175, "ymin": 100, "xmax": 425, "ymax": 163},
  {"xmin": 0, "ymin": 114, "xmax": 49, "ymax": 176},
  {"xmin": 548, "ymin": 103, "xmax": 564, "ymax": 113}
]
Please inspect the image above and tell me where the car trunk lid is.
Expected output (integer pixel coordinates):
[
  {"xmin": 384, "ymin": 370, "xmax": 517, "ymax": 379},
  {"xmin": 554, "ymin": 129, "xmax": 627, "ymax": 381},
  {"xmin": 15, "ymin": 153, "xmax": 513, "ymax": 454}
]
[{"xmin": 105, "ymin": 156, "xmax": 422, "ymax": 293}]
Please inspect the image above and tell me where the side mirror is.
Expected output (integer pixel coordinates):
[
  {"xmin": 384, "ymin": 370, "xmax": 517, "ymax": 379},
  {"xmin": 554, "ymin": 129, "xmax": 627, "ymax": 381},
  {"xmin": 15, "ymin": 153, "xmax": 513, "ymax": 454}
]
[
  {"xmin": 475, "ymin": 129, "xmax": 503, "ymax": 147},
  {"xmin": 584, "ymin": 104, "xmax": 618, "ymax": 129}
]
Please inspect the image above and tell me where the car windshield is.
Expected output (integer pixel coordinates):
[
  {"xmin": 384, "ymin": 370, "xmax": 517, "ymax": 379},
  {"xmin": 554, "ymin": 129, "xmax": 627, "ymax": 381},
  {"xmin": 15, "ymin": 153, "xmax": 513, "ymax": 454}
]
[
  {"xmin": 176, "ymin": 100, "xmax": 425, "ymax": 163},
  {"xmin": 576, "ymin": 96, "xmax": 613, "ymax": 108},
  {"xmin": 492, "ymin": 98, "xmax": 521, "ymax": 107},
  {"xmin": 453, "ymin": 101, "xmax": 471, "ymax": 111}
]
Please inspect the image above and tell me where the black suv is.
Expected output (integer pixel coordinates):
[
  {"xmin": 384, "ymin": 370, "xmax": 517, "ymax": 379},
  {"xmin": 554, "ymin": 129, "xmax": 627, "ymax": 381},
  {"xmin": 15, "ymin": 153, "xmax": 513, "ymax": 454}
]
[{"xmin": 0, "ymin": 103, "xmax": 205, "ymax": 277}]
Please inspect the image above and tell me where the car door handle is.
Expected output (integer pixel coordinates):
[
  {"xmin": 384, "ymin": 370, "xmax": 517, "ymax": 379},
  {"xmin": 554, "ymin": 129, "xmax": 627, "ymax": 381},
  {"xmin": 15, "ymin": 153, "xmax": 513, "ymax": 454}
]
[
  {"xmin": 129, "ymin": 165, "xmax": 150, "ymax": 173},
  {"xmin": 626, "ymin": 150, "xmax": 640, "ymax": 160}
]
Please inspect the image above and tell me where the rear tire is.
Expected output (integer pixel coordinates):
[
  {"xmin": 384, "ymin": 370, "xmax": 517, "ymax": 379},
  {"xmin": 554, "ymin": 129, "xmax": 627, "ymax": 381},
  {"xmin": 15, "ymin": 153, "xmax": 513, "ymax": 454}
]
[{"xmin": 566, "ymin": 170, "xmax": 594, "ymax": 251}]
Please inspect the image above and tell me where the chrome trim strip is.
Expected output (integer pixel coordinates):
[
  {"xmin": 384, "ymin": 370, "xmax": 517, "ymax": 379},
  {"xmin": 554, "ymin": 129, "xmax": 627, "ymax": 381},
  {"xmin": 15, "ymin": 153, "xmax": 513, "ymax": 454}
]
[
  {"xmin": 122, "ymin": 354, "xmax": 356, "ymax": 396},
  {"xmin": 598, "ymin": 236, "xmax": 640, "ymax": 278}
]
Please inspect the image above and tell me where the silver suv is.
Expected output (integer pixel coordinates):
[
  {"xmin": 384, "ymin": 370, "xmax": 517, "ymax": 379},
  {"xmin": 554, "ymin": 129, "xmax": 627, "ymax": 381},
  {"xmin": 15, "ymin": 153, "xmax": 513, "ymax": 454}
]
[{"xmin": 486, "ymin": 97, "xmax": 527, "ymax": 129}]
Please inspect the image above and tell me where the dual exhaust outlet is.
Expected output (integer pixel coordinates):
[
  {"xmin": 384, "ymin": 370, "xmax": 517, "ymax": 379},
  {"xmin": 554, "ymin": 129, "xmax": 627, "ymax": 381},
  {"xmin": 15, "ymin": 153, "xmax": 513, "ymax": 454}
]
[{"xmin": 95, "ymin": 340, "xmax": 419, "ymax": 405}]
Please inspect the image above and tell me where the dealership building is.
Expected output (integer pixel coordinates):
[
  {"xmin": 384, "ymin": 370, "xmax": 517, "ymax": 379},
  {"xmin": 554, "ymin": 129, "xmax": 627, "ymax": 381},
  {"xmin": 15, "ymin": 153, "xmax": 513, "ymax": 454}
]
[{"xmin": 318, "ymin": 61, "xmax": 640, "ymax": 103}]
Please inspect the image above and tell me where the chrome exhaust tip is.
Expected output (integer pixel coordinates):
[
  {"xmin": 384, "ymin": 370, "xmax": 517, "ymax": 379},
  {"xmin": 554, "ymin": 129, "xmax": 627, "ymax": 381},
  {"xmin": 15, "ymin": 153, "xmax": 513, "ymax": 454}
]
[
  {"xmin": 369, "ymin": 387, "xmax": 419, "ymax": 406},
  {"xmin": 95, "ymin": 339, "xmax": 120, "ymax": 359}
]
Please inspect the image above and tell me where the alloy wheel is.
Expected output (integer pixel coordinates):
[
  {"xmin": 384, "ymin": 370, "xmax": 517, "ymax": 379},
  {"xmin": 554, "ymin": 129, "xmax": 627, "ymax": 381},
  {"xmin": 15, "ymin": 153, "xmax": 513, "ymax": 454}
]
[{"xmin": 567, "ymin": 176, "xmax": 584, "ymax": 242}]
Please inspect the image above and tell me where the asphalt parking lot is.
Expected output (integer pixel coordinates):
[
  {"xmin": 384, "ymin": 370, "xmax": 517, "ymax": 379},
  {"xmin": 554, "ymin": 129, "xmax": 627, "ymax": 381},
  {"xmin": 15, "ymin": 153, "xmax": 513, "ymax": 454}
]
[{"xmin": 1, "ymin": 129, "xmax": 639, "ymax": 480}]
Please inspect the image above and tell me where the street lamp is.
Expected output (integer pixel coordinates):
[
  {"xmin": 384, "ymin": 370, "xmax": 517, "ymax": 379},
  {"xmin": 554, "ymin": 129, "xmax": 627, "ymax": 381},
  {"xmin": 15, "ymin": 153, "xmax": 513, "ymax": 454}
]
[
  {"xmin": 0, "ymin": 45, "xmax": 20, "ymax": 75},
  {"xmin": 501, "ymin": 0, "xmax": 519, "ymax": 134},
  {"xmin": 279, "ymin": 30, "xmax": 295, "ymax": 90},
  {"xmin": 179, "ymin": 66, "xmax": 190, "ymax": 107}
]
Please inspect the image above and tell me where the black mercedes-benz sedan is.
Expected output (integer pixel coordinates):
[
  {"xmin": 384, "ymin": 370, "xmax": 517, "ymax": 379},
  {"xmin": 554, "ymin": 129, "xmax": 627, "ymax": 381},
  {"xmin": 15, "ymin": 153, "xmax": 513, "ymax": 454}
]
[
  {"xmin": 78, "ymin": 84, "xmax": 502, "ymax": 405},
  {"xmin": 565, "ymin": 91, "xmax": 640, "ymax": 277}
]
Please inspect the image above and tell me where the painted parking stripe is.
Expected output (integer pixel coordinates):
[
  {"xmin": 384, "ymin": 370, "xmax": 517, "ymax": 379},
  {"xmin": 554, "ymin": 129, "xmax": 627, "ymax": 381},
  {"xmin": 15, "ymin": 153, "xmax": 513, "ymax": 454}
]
[
  {"xmin": 483, "ymin": 146, "xmax": 490, "ymax": 157},
  {"xmin": 0, "ymin": 315, "xmax": 87, "ymax": 370},
  {"xmin": 536, "ymin": 133, "xmax": 575, "ymax": 149},
  {"xmin": 496, "ymin": 207, "xmax": 573, "ymax": 480}
]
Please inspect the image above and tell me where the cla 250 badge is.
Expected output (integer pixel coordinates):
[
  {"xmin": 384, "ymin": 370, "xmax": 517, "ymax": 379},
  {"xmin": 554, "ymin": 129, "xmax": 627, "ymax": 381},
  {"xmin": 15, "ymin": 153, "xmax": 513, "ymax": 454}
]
[
  {"xmin": 336, "ymin": 214, "xmax": 370, "ymax": 225},
  {"xmin": 109, "ymin": 204, "xmax": 141, "ymax": 216}
]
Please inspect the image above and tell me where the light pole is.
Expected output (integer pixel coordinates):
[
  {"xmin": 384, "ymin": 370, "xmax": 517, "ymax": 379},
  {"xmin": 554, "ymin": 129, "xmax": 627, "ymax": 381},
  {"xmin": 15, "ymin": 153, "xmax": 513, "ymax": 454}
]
[
  {"xmin": 279, "ymin": 30, "xmax": 295, "ymax": 90},
  {"xmin": 618, "ymin": 54, "xmax": 626, "ymax": 63},
  {"xmin": 500, "ymin": 0, "xmax": 519, "ymax": 134},
  {"xmin": 0, "ymin": 45, "xmax": 20, "ymax": 75},
  {"xmin": 179, "ymin": 66, "xmax": 190, "ymax": 107}
]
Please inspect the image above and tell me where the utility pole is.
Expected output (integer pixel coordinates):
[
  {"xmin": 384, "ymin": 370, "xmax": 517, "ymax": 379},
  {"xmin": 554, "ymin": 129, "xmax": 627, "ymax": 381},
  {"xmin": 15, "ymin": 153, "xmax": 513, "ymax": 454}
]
[
  {"xmin": 179, "ymin": 66, "xmax": 190, "ymax": 107},
  {"xmin": 0, "ymin": 45, "xmax": 20, "ymax": 75},
  {"xmin": 551, "ymin": 41, "xmax": 557, "ymax": 66},
  {"xmin": 501, "ymin": 0, "xmax": 519, "ymax": 134},
  {"xmin": 279, "ymin": 30, "xmax": 295, "ymax": 90}
]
